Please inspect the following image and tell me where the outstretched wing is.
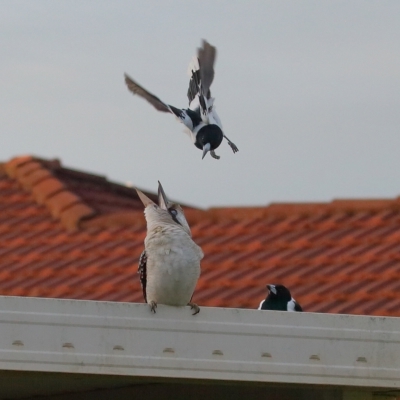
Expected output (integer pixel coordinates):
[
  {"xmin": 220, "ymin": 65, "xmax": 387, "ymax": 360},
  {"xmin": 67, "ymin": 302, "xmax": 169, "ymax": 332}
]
[
  {"xmin": 197, "ymin": 40, "xmax": 216, "ymax": 98},
  {"xmin": 187, "ymin": 64, "xmax": 201, "ymax": 105},
  {"xmin": 125, "ymin": 73, "xmax": 172, "ymax": 113},
  {"xmin": 187, "ymin": 40, "xmax": 217, "ymax": 108},
  {"xmin": 138, "ymin": 250, "xmax": 147, "ymax": 302}
]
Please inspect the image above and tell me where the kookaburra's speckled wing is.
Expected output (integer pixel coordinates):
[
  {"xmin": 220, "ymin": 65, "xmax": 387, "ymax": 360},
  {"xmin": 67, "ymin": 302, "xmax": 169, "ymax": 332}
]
[{"xmin": 138, "ymin": 250, "xmax": 147, "ymax": 302}]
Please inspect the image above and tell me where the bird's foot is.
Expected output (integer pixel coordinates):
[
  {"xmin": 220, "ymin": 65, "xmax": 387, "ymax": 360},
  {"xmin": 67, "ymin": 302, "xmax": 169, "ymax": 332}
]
[
  {"xmin": 223, "ymin": 134, "xmax": 239, "ymax": 153},
  {"xmin": 188, "ymin": 302, "xmax": 200, "ymax": 315},
  {"xmin": 227, "ymin": 141, "xmax": 239, "ymax": 153},
  {"xmin": 210, "ymin": 150, "xmax": 220, "ymax": 160},
  {"xmin": 149, "ymin": 301, "xmax": 157, "ymax": 313}
]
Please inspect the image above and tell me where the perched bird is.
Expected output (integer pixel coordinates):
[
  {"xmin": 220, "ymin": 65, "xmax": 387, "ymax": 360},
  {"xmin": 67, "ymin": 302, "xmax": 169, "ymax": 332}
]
[
  {"xmin": 125, "ymin": 40, "xmax": 238, "ymax": 160},
  {"xmin": 258, "ymin": 284, "xmax": 303, "ymax": 312},
  {"xmin": 136, "ymin": 181, "xmax": 203, "ymax": 315}
]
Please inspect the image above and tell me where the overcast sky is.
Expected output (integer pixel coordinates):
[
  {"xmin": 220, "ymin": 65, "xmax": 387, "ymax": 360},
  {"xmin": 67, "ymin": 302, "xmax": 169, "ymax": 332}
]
[{"xmin": 2, "ymin": 1, "xmax": 400, "ymax": 208}]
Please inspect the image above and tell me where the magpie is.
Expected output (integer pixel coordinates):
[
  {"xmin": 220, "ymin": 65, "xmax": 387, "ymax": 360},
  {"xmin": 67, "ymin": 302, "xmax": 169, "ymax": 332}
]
[
  {"xmin": 136, "ymin": 181, "xmax": 203, "ymax": 315},
  {"xmin": 125, "ymin": 40, "xmax": 238, "ymax": 160},
  {"xmin": 258, "ymin": 284, "xmax": 303, "ymax": 312}
]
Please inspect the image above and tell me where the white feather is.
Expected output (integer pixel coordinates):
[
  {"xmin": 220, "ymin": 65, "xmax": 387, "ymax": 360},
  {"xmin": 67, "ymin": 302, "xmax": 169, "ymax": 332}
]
[{"xmin": 287, "ymin": 298, "xmax": 297, "ymax": 312}]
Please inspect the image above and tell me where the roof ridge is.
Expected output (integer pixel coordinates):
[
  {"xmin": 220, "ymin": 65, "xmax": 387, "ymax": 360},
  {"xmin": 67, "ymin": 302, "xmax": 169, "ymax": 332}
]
[
  {"xmin": 4, "ymin": 156, "xmax": 96, "ymax": 231},
  {"xmin": 37, "ymin": 157, "xmax": 161, "ymax": 203},
  {"xmin": 4, "ymin": 156, "xmax": 400, "ymax": 230},
  {"xmin": 194, "ymin": 199, "xmax": 400, "ymax": 222}
]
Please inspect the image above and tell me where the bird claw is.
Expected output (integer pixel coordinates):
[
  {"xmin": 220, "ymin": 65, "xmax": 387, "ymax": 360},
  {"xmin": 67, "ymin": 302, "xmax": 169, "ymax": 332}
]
[
  {"xmin": 223, "ymin": 134, "xmax": 239, "ymax": 153},
  {"xmin": 149, "ymin": 301, "xmax": 157, "ymax": 313},
  {"xmin": 228, "ymin": 141, "xmax": 239, "ymax": 153},
  {"xmin": 188, "ymin": 302, "xmax": 200, "ymax": 315},
  {"xmin": 210, "ymin": 150, "xmax": 220, "ymax": 160}
]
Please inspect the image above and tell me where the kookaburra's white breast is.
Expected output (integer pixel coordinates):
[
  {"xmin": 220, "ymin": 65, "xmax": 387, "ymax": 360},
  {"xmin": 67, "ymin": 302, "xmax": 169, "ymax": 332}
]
[{"xmin": 145, "ymin": 224, "xmax": 203, "ymax": 306}]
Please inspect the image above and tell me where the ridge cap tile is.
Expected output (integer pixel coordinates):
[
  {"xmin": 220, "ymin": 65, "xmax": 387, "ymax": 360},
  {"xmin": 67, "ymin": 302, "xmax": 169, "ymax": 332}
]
[
  {"xmin": 13, "ymin": 161, "xmax": 43, "ymax": 180},
  {"xmin": 4, "ymin": 156, "xmax": 34, "ymax": 178},
  {"xmin": 60, "ymin": 203, "xmax": 96, "ymax": 232},
  {"xmin": 18, "ymin": 169, "xmax": 53, "ymax": 190},
  {"xmin": 44, "ymin": 191, "xmax": 83, "ymax": 218},
  {"xmin": 31, "ymin": 178, "xmax": 66, "ymax": 205}
]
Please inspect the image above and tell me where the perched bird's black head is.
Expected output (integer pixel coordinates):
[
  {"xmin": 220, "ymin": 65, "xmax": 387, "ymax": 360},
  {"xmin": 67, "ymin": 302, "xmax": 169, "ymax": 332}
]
[
  {"xmin": 259, "ymin": 284, "xmax": 303, "ymax": 312},
  {"xmin": 266, "ymin": 284, "xmax": 292, "ymax": 301},
  {"xmin": 195, "ymin": 125, "xmax": 223, "ymax": 158}
]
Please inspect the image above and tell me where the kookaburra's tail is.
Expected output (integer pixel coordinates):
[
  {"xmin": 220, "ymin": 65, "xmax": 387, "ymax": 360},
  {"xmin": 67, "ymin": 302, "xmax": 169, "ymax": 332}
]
[{"xmin": 187, "ymin": 40, "xmax": 216, "ymax": 111}]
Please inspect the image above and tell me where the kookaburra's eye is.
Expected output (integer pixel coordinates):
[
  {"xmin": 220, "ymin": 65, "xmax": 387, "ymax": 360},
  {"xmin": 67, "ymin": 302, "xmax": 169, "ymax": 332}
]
[{"xmin": 170, "ymin": 209, "xmax": 177, "ymax": 216}]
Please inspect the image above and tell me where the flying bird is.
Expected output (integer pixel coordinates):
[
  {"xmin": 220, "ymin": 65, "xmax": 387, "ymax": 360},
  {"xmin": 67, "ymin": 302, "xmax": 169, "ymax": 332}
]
[
  {"xmin": 258, "ymin": 284, "xmax": 303, "ymax": 312},
  {"xmin": 136, "ymin": 182, "xmax": 203, "ymax": 315},
  {"xmin": 125, "ymin": 40, "xmax": 238, "ymax": 160}
]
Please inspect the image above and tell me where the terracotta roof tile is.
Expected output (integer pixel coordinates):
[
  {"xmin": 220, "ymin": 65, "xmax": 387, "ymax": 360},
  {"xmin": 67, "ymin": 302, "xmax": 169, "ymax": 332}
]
[
  {"xmin": 3, "ymin": 155, "xmax": 34, "ymax": 177},
  {"xmin": 2, "ymin": 155, "xmax": 400, "ymax": 316},
  {"xmin": 31, "ymin": 178, "xmax": 66, "ymax": 204},
  {"xmin": 59, "ymin": 203, "xmax": 96, "ymax": 232},
  {"xmin": 43, "ymin": 191, "xmax": 82, "ymax": 218}
]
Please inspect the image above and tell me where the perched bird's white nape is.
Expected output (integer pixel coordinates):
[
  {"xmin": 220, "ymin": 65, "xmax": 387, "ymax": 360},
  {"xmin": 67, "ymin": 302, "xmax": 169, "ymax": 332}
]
[
  {"xmin": 124, "ymin": 40, "xmax": 239, "ymax": 160},
  {"xmin": 136, "ymin": 182, "xmax": 203, "ymax": 315}
]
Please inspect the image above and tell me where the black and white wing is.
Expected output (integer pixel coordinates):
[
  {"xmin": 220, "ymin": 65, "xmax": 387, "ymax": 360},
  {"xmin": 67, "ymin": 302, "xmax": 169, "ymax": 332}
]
[
  {"xmin": 125, "ymin": 73, "xmax": 182, "ymax": 115},
  {"xmin": 197, "ymin": 39, "xmax": 216, "ymax": 99},
  {"xmin": 187, "ymin": 40, "xmax": 216, "ymax": 111},
  {"xmin": 125, "ymin": 73, "xmax": 198, "ymax": 132},
  {"xmin": 138, "ymin": 250, "xmax": 148, "ymax": 302}
]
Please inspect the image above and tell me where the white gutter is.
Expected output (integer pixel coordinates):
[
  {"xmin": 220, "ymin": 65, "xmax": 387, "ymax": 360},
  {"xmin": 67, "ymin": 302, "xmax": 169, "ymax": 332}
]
[{"xmin": 0, "ymin": 296, "xmax": 398, "ymax": 390}]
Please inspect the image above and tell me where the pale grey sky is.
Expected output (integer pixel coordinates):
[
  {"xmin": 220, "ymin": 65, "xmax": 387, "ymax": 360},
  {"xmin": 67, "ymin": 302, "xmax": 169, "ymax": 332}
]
[{"xmin": 2, "ymin": 1, "xmax": 400, "ymax": 208}]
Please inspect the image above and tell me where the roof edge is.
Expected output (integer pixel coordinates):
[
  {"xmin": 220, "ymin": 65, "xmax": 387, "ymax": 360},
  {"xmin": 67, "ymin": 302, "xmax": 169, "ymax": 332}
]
[
  {"xmin": 0, "ymin": 296, "xmax": 399, "ymax": 390},
  {"xmin": 200, "ymin": 198, "xmax": 400, "ymax": 222}
]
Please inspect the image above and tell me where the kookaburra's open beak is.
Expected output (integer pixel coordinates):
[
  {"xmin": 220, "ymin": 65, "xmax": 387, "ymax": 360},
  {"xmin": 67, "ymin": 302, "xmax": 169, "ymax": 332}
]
[
  {"xmin": 158, "ymin": 181, "xmax": 170, "ymax": 210},
  {"xmin": 202, "ymin": 143, "xmax": 211, "ymax": 160},
  {"xmin": 135, "ymin": 188, "xmax": 156, "ymax": 207}
]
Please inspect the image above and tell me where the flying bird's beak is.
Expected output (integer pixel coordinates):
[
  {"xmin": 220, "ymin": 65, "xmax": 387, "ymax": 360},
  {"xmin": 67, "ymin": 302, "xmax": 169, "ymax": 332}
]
[
  {"xmin": 202, "ymin": 143, "xmax": 211, "ymax": 160},
  {"xmin": 135, "ymin": 188, "xmax": 156, "ymax": 207},
  {"xmin": 267, "ymin": 284, "xmax": 277, "ymax": 295},
  {"xmin": 158, "ymin": 181, "xmax": 170, "ymax": 210}
]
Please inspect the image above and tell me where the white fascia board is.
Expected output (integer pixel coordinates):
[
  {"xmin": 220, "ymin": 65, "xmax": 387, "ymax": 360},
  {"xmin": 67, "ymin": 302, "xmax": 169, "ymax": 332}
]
[{"xmin": 0, "ymin": 296, "xmax": 399, "ymax": 389}]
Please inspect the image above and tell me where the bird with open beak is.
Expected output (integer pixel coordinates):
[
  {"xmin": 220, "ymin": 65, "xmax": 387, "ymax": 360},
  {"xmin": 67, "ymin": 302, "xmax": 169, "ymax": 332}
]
[
  {"xmin": 136, "ymin": 182, "xmax": 203, "ymax": 315},
  {"xmin": 125, "ymin": 40, "xmax": 239, "ymax": 160}
]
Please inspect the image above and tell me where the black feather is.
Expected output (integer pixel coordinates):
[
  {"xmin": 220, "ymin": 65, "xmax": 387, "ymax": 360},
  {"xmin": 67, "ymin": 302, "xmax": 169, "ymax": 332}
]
[
  {"xmin": 125, "ymin": 73, "xmax": 172, "ymax": 113},
  {"xmin": 187, "ymin": 68, "xmax": 201, "ymax": 104},
  {"xmin": 138, "ymin": 250, "xmax": 147, "ymax": 302},
  {"xmin": 194, "ymin": 125, "xmax": 223, "ymax": 151}
]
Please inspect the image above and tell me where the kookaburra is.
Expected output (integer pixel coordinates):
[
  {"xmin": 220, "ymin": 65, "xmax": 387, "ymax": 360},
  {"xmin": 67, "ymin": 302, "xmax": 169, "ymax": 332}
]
[
  {"xmin": 136, "ymin": 182, "xmax": 203, "ymax": 315},
  {"xmin": 125, "ymin": 40, "xmax": 238, "ymax": 160},
  {"xmin": 258, "ymin": 284, "xmax": 303, "ymax": 312}
]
